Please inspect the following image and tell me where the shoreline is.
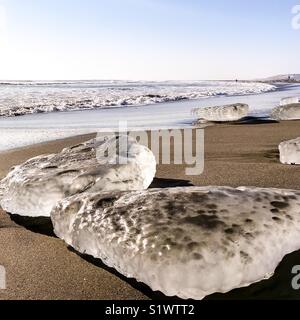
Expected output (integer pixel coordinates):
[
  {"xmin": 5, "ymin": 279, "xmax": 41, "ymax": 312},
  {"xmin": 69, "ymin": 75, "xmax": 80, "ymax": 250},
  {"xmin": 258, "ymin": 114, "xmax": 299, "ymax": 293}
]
[
  {"xmin": 3, "ymin": 119, "xmax": 299, "ymax": 188},
  {"xmin": 1, "ymin": 83, "xmax": 300, "ymax": 152},
  {"xmin": 0, "ymin": 80, "xmax": 280, "ymax": 116},
  {"xmin": 1, "ymin": 120, "xmax": 300, "ymax": 300}
]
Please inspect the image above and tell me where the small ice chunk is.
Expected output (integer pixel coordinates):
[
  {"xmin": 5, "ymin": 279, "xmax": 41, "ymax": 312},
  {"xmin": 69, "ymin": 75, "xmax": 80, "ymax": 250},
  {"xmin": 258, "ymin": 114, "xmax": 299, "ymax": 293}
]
[
  {"xmin": 280, "ymin": 97, "xmax": 300, "ymax": 106},
  {"xmin": 192, "ymin": 103, "xmax": 249, "ymax": 122},
  {"xmin": 271, "ymin": 104, "xmax": 300, "ymax": 120},
  {"xmin": 0, "ymin": 136, "xmax": 156, "ymax": 217},
  {"xmin": 279, "ymin": 137, "xmax": 300, "ymax": 165},
  {"xmin": 51, "ymin": 186, "xmax": 300, "ymax": 300}
]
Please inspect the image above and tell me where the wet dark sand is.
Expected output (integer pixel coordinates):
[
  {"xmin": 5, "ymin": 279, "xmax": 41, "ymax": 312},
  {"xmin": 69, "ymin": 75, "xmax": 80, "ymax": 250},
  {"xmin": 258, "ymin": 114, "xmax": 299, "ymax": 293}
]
[{"xmin": 0, "ymin": 120, "xmax": 300, "ymax": 300}]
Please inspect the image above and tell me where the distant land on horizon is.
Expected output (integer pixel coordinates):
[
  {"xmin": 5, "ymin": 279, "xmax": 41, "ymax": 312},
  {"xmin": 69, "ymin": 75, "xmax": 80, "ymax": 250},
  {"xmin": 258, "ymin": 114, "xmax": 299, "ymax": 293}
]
[{"xmin": 258, "ymin": 74, "xmax": 300, "ymax": 83}]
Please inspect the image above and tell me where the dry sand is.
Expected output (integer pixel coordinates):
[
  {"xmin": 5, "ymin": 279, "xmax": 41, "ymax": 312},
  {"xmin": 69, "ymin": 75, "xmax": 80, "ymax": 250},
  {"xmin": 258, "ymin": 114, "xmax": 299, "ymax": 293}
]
[{"xmin": 0, "ymin": 120, "xmax": 300, "ymax": 300}]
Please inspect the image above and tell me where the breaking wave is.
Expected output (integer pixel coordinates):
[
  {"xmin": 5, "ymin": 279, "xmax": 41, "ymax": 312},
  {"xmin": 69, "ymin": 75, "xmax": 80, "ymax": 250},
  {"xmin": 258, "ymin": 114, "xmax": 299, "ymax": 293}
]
[{"xmin": 0, "ymin": 80, "xmax": 276, "ymax": 117}]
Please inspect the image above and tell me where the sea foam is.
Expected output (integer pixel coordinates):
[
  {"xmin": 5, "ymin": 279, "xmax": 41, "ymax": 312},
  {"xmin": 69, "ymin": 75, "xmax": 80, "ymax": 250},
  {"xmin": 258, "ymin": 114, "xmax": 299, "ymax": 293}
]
[{"xmin": 0, "ymin": 80, "xmax": 275, "ymax": 117}]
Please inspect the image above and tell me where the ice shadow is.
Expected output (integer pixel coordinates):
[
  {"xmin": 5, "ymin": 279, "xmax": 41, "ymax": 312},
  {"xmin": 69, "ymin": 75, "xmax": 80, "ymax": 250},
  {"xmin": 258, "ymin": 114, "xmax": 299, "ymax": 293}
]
[
  {"xmin": 149, "ymin": 177, "xmax": 194, "ymax": 188},
  {"xmin": 264, "ymin": 149, "xmax": 280, "ymax": 162},
  {"xmin": 9, "ymin": 213, "xmax": 55, "ymax": 237},
  {"xmin": 194, "ymin": 116, "xmax": 279, "ymax": 127},
  {"xmin": 233, "ymin": 116, "xmax": 279, "ymax": 125}
]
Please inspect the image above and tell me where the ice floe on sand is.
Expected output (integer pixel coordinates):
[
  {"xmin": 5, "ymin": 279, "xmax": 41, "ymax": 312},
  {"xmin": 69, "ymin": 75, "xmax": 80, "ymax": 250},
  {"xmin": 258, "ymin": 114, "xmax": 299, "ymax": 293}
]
[
  {"xmin": 271, "ymin": 104, "xmax": 300, "ymax": 120},
  {"xmin": 2, "ymin": 131, "xmax": 300, "ymax": 299},
  {"xmin": 0, "ymin": 136, "xmax": 156, "ymax": 217},
  {"xmin": 279, "ymin": 137, "xmax": 300, "ymax": 165},
  {"xmin": 192, "ymin": 103, "xmax": 249, "ymax": 122},
  {"xmin": 51, "ymin": 186, "xmax": 300, "ymax": 300},
  {"xmin": 280, "ymin": 97, "xmax": 300, "ymax": 106}
]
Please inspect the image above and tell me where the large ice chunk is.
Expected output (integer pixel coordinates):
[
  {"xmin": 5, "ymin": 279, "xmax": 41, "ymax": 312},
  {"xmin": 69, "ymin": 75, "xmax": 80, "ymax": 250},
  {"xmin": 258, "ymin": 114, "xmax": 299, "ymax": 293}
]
[
  {"xmin": 0, "ymin": 136, "xmax": 156, "ymax": 217},
  {"xmin": 51, "ymin": 186, "xmax": 300, "ymax": 300},
  {"xmin": 271, "ymin": 104, "xmax": 300, "ymax": 120},
  {"xmin": 192, "ymin": 103, "xmax": 249, "ymax": 122},
  {"xmin": 279, "ymin": 137, "xmax": 300, "ymax": 165},
  {"xmin": 280, "ymin": 97, "xmax": 300, "ymax": 106}
]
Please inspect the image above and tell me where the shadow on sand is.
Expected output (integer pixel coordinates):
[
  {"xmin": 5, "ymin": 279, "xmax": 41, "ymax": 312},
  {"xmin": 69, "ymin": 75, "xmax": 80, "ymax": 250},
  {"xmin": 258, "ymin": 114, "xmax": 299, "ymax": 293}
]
[
  {"xmin": 232, "ymin": 116, "xmax": 279, "ymax": 125},
  {"xmin": 9, "ymin": 214, "xmax": 55, "ymax": 237},
  {"xmin": 149, "ymin": 177, "xmax": 194, "ymax": 188},
  {"xmin": 264, "ymin": 149, "xmax": 280, "ymax": 162},
  {"xmin": 194, "ymin": 116, "xmax": 279, "ymax": 127}
]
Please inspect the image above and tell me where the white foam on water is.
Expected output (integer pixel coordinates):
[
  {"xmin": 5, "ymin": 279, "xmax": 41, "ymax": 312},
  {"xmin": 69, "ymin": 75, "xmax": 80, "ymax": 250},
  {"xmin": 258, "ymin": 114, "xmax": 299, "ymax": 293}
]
[
  {"xmin": 1, "ymin": 82, "xmax": 300, "ymax": 152},
  {"xmin": 0, "ymin": 80, "xmax": 275, "ymax": 117}
]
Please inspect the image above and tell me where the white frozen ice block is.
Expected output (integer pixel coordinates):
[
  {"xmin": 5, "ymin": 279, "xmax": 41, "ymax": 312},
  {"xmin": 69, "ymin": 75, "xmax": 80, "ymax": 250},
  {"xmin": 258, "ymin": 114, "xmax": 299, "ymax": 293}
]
[
  {"xmin": 192, "ymin": 103, "xmax": 249, "ymax": 122},
  {"xmin": 279, "ymin": 137, "xmax": 300, "ymax": 165},
  {"xmin": 271, "ymin": 104, "xmax": 300, "ymax": 120},
  {"xmin": 0, "ymin": 136, "xmax": 156, "ymax": 217},
  {"xmin": 280, "ymin": 97, "xmax": 300, "ymax": 106},
  {"xmin": 51, "ymin": 186, "xmax": 300, "ymax": 300}
]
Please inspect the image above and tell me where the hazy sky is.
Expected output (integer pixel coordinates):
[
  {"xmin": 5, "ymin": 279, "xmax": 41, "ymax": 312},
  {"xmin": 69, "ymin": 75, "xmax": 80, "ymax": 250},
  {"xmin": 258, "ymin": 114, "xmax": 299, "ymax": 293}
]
[{"xmin": 0, "ymin": 0, "xmax": 299, "ymax": 80}]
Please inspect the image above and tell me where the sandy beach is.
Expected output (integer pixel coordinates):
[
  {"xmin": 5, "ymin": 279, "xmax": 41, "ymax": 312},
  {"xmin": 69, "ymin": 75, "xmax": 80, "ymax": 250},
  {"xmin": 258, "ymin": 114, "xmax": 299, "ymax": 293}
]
[{"xmin": 0, "ymin": 120, "xmax": 299, "ymax": 300}]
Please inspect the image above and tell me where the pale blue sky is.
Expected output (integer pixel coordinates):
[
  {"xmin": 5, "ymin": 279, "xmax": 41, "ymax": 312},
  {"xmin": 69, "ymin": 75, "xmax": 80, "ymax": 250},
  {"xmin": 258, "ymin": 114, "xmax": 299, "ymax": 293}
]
[{"xmin": 0, "ymin": 0, "xmax": 299, "ymax": 80}]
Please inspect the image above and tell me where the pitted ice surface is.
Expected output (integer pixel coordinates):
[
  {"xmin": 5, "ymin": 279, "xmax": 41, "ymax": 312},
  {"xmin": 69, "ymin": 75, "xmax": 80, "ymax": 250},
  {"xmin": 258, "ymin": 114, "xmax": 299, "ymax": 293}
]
[
  {"xmin": 192, "ymin": 103, "xmax": 249, "ymax": 122},
  {"xmin": 51, "ymin": 186, "xmax": 300, "ymax": 299},
  {"xmin": 279, "ymin": 137, "xmax": 300, "ymax": 165},
  {"xmin": 0, "ymin": 136, "xmax": 156, "ymax": 217},
  {"xmin": 271, "ymin": 104, "xmax": 300, "ymax": 120}
]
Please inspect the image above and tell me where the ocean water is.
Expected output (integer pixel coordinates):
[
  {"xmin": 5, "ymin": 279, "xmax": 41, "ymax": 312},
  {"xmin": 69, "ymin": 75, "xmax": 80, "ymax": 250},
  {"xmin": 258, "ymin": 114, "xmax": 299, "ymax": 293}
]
[
  {"xmin": 0, "ymin": 81, "xmax": 300, "ymax": 151},
  {"xmin": 0, "ymin": 80, "xmax": 275, "ymax": 117}
]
